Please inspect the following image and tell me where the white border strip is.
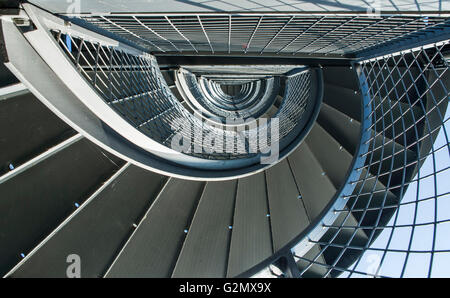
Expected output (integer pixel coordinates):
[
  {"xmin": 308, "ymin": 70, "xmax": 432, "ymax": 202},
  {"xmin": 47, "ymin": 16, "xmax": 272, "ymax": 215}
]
[
  {"xmin": 0, "ymin": 83, "xmax": 28, "ymax": 101},
  {"xmin": 0, "ymin": 133, "xmax": 83, "ymax": 185}
]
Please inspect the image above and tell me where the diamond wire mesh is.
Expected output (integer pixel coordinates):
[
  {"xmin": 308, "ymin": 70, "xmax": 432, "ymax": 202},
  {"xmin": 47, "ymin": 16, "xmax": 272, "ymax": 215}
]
[
  {"xmin": 285, "ymin": 40, "xmax": 449, "ymax": 278},
  {"xmin": 78, "ymin": 14, "xmax": 449, "ymax": 56}
]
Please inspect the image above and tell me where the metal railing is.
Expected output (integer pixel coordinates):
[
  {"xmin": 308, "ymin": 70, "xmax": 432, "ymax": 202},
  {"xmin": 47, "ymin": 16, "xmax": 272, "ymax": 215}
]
[{"xmin": 252, "ymin": 39, "xmax": 450, "ymax": 278}]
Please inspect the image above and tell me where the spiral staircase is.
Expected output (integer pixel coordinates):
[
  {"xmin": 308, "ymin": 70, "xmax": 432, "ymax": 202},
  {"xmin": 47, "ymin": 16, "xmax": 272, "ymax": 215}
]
[{"xmin": 0, "ymin": 1, "xmax": 449, "ymax": 278}]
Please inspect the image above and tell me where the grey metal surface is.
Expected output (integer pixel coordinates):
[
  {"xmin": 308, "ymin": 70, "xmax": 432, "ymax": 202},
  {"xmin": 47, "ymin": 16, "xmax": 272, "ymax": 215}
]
[
  {"xmin": 305, "ymin": 123, "xmax": 353, "ymax": 189},
  {"xmin": 7, "ymin": 165, "xmax": 166, "ymax": 278},
  {"xmin": 172, "ymin": 180, "xmax": 237, "ymax": 277},
  {"xmin": 323, "ymin": 66, "xmax": 360, "ymax": 90},
  {"xmin": 105, "ymin": 179, "xmax": 204, "ymax": 277},
  {"xmin": 323, "ymin": 83, "xmax": 362, "ymax": 121},
  {"xmin": 317, "ymin": 103, "xmax": 361, "ymax": 155},
  {"xmin": 0, "ymin": 91, "xmax": 76, "ymax": 175},
  {"xmin": 288, "ymin": 142, "xmax": 337, "ymax": 221},
  {"xmin": 245, "ymin": 63, "xmax": 373, "ymax": 277},
  {"xmin": 0, "ymin": 61, "xmax": 18, "ymax": 88},
  {"xmin": 0, "ymin": 134, "xmax": 83, "ymax": 186},
  {"xmin": 265, "ymin": 158, "xmax": 310, "ymax": 252},
  {"xmin": 227, "ymin": 173, "xmax": 273, "ymax": 277},
  {"xmin": 0, "ymin": 138, "xmax": 123, "ymax": 276}
]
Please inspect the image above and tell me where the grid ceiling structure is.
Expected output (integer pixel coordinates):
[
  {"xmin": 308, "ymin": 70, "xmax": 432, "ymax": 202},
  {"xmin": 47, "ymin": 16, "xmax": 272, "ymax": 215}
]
[{"xmin": 76, "ymin": 14, "xmax": 449, "ymax": 56}]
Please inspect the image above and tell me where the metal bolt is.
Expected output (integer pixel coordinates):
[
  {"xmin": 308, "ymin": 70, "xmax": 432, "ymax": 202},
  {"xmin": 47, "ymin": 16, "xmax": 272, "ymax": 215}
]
[{"xmin": 74, "ymin": 203, "xmax": 80, "ymax": 208}]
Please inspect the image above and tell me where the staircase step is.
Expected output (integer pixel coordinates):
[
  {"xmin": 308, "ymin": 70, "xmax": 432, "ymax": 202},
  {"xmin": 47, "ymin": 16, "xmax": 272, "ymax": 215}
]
[
  {"xmin": 265, "ymin": 159, "xmax": 310, "ymax": 252},
  {"xmin": 0, "ymin": 138, "xmax": 124, "ymax": 276},
  {"xmin": 317, "ymin": 103, "xmax": 361, "ymax": 156},
  {"xmin": 364, "ymin": 65, "xmax": 424, "ymax": 107},
  {"xmin": 7, "ymin": 164, "xmax": 167, "ymax": 278},
  {"xmin": 105, "ymin": 179, "xmax": 204, "ymax": 277},
  {"xmin": 227, "ymin": 173, "xmax": 273, "ymax": 277},
  {"xmin": 306, "ymin": 122, "xmax": 353, "ymax": 189},
  {"xmin": 289, "ymin": 142, "xmax": 337, "ymax": 221},
  {"xmin": 0, "ymin": 92, "xmax": 76, "ymax": 175},
  {"xmin": 323, "ymin": 83, "xmax": 361, "ymax": 121},
  {"xmin": 172, "ymin": 180, "xmax": 237, "ymax": 278}
]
